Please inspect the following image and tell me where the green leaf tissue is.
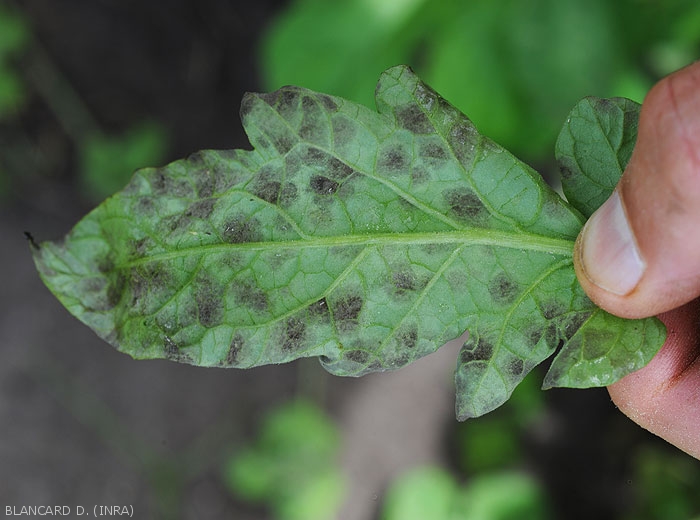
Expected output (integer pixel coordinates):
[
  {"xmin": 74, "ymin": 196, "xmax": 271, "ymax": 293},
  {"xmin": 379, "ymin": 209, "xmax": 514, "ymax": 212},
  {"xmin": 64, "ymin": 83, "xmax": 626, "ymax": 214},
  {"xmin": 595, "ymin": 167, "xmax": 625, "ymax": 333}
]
[{"xmin": 31, "ymin": 66, "xmax": 665, "ymax": 419}]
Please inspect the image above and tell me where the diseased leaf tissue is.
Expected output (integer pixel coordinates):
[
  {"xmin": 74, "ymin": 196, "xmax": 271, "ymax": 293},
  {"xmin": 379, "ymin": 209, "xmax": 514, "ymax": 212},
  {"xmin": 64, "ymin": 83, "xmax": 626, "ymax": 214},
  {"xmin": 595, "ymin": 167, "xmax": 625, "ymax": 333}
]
[{"xmin": 32, "ymin": 66, "xmax": 665, "ymax": 419}]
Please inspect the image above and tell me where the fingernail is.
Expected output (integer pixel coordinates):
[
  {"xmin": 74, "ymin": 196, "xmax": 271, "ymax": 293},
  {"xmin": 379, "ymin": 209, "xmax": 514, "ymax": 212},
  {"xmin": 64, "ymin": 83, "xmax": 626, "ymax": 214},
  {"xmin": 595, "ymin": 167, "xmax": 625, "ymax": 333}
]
[{"xmin": 578, "ymin": 190, "xmax": 645, "ymax": 295}]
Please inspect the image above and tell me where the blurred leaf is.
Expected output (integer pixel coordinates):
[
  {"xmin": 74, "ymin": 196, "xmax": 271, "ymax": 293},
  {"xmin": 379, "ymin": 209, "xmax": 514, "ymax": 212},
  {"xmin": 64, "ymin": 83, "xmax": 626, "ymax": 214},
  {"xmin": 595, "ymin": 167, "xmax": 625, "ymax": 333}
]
[
  {"xmin": 260, "ymin": 0, "xmax": 433, "ymax": 108},
  {"xmin": 0, "ymin": 5, "xmax": 29, "ymax": 58},
  {"xmin": 381, "ymin": 467, "xmax": 459, "ymax": 520},
  {"xmin": 80, "ymin": 122, "xmax": 168, "ymax": 200},
  {"xmin": 457, "ymin": 472, "xmax": 550, "ymax": 520},
  {"xmin": 223, "ymin": 400, "xmax": 344, "ymax": 520}
]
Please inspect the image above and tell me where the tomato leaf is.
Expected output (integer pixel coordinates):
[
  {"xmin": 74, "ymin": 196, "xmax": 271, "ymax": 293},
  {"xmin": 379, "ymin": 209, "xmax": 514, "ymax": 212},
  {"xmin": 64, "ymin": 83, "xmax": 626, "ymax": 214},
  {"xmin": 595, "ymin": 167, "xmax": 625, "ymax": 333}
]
[{"xmin": 31, "ymin": 66, "xmax": 664, "ymax": 419}]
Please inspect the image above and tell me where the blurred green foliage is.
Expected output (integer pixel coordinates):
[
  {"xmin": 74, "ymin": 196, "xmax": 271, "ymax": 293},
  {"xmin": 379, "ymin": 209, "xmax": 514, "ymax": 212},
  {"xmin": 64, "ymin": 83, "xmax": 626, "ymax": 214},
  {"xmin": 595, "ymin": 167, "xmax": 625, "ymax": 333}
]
[
  {"xmin": 624, "ymin": 446, "xmax": 700, "ymax": 520},
  {"xmin": 381, "ymin": 467, "xmax": 550, "ymax": 520},
  {"xmin": 0, "ymin": 3, "xmax": 28, "ymax": 118},
  {"xmin": 454, "ymin": 370, "xmax": 544, "ymax": 474},
  {"xmin": 260, "ymin": 0, "xmax": 700, "ymax": 161},
  {"xmin": 223, "ymin": 400, "xmax": 345, "ymax": 520},
  {"xmin": 80, "ymin": 122, "xmax": 168, "ymax": 200}
]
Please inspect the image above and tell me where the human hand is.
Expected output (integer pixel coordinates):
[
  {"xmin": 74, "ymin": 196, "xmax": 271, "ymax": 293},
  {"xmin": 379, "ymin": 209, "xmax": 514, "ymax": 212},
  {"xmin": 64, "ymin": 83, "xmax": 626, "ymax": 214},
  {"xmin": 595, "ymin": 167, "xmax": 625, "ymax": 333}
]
[{"xmin": 574, "ymin": 61, "xmax": 700, "ymax": 459}]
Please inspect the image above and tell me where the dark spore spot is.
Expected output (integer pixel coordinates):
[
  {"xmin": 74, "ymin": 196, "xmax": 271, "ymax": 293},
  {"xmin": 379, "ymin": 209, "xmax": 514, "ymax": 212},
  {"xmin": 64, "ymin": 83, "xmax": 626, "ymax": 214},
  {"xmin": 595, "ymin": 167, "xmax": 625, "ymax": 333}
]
[
  {"xmin": 345, "ymin": 350, "xmax": 370, "ymax": 364},
  {"xmin": 131, "ymin": 237, "xmax": 153, "ymax": 258},
  {"xmin": 185, "ymin": 198, "xmax": 216, "ymax": 219},
  {"xmin": 308, "ymin": 298, "xmax": 330, "ymax": 321},
  {"xmin": 226, "ymin": 333, "xmax": 245, "ymax": 365},
  {"xmin": 400, "ymin": 327, "xmax": 418, "ymax": 349},
  {"xmin": 560, "ymin": 164, "xmax": 574, "ymax": 180},
  {"xmin": 283, "ymin": 317, "xmax": 306, "ymax": 351},
  {"xmin": 106, "ymin": 272, "xmax": 126, "ymax": 309},
  {"xmin": 135, "ymin": 196, "xmax": 155, "ymax": 215},
  {"xmin": 411, "ymin": 167, "xmax": 429, "ymax": 185},
  {"xmin": 564, "ymin": 312, "xmax": 592, "ymax": 337},
  {"xmin": 310, "ymin": 175, "xmax": 339, "ymax": 195},
  {"xmin": 251, "ymin": 180, "xmax": 281, "ymax": 204},
  {"xmin": 420, "ymin": 142, "xmax": 448, "ymax": 162},
  {"xmin": 392, "ymin": 270, "xmax": 416, "ymax": 294},
  {"xmin": 195, "ymin": 277, "xmax": 224, "ymax": 328},
  {"xmin": 448, "ymin": 121, "xmax": 479, "ymax": 164},
  {"xmin": 272, "ymin": 135, "xmax": 296, "ymax": 155},
  {"xmin": 151, "ymin": 169, "xmax": 193, "ymax": 198},
  {"xmin": 527, "ymin": 327, "xmax": 543, "ymax": 346},
  {"xmin": 194, "ymin": 169, "xmax": 215, "ymax": 198},
  {"xmin": 460, "ymin": 336, "xmax": 494, "ymax": 364},
  {"xmin": 279, "ymin": 182, "xmax": 298, "ymax": 207},
  {"xmin": 508, "ymin": 358, "xmax": 524, "ymax": 377},
  {"xmin": 545, "ymin": 322, "xmax": 559, "ymax": 346},
  {"xmin": 332, "ymin": 116, "xmax": 356, "ymax": 143},
  {"xmin": 318, "ymin": 94, "xmax": 338, "ymax": 111},
  {"xmin": 378, "ymin": 145, "xmax": 408, "ymax": 174},
  {"xmin": 541, "ymin": 300, "xmax": 565, "ymax": 320},
  {"xmin": 278, "ymin": 89, "xmax": 299, "ymax": 114},
  {"xmin": 444, "ymin": 188, "xmax": 487, "ymax": 220},
  {"xmin": 164, "ymin": 336, "xmax": 190, "ymax": 363},
  {"xmin": 488, "ymin": 272, "xmax": 519, "ymax": 305},
  {"xmin": 396, "ymin": 105, "xmax": 432, "ymax": 133},
  {"xmin": 222, "ymin": 215, "xmax": 261, "ymax": 244},
  {"xmin": 334, "ymin": 295, "xmax": 363, "ymax": 322},
  {"xmin": 414, "ymin": 83, "xmax": 439, "ymax": 108},
  {"xmin": 235, "ymin": 281, "xmax": 269, "ymax": 312},
  {"xmin": 328, "ymin": 157, "xmax": 355, "ymax": 180},
  {"xmin": 304, "ymin": 147, "xmax": 327, "ymax": 163},
  {"xmin": 301, "ymin": 95, "xmax": 315, "ymax": 111}
]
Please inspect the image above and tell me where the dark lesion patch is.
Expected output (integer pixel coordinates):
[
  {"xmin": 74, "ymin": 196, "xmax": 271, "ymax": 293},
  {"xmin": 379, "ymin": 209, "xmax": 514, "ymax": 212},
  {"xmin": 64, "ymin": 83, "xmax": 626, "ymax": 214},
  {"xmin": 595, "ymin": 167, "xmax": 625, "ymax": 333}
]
[
  {"xmin": 399, "ymin": 326, "xmax": 418, "ymax": 349},
  {"xmin": 396, "ymin": 104, "xmax": 432, "ymax": 134},
  {"xmin": 507, "ymin": 358, "xmax": 524, "ymax": 377},
  {"xmin": 225, "ymin": 333, "xmax": 245, "ymax": 365},
  {"xmin": 448, "ymin": 121, "xmax": 479, "ymax": 165},
  {"xmin": 164, "ymin": 335, "xmax": 191, "ymax": 363},
  {"xmin": 333, "ymin": 294, "xmax": 363, "ymax": 331},
  {"xmin": 185, "ymin": 198, "xmax": 216, "ymax": 219},
  {"xmin": 222, "ymin": 215, "xmax": 262, "ymax": 244},
  {"xmin": 460, "ymin": 335, "xmax": 494, "ymax": 364},
  {"xmin": 233, "ymin": 280, "xmax": 269, "ymax": 312},
  {"xmin": 194, "ymin": 274, "xmax": 224, "ymax": 328},
  {"xmin": 318, "ymin": 94, "xmax": 338, "ymax": 112},
  {"xmin": 392, "ymin": 270, "xmax": 416, "ymax": 295},
  {"xmin": 328, "ymin": 157, "xmax": 355, "ymax": 180},
  {"xmin": 309, "ymin": 175, "xmax": 339, "ymax": 195},
  {"xmin": 377, "ymin": 145, "xmax": 409, "ymax": 175},
  {"xmin": 308, "ymin": 297, "xmax": 330, "ymax": 322},
  {"xmin": 488, "ymin": 272, "xmax": 519, "ymax": 305},
  {"xmin": 444, "ymin": 187, "xmax": 487, "ymax": 221},
  {"xmin": 344, "ymin": 350, "xmax": 370, "ymax": 364},
  {"xmin": 282, "ymin": 317, "xmax": 306, "ymax": 351}
]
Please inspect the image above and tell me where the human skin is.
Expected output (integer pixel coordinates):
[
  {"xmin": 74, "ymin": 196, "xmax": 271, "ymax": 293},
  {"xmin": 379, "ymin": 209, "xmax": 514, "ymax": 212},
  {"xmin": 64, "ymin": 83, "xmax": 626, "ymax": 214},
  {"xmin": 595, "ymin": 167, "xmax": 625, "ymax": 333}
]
[{"xmin": 574, "ymin": 61, "xmax": 700, "ymax": 459}]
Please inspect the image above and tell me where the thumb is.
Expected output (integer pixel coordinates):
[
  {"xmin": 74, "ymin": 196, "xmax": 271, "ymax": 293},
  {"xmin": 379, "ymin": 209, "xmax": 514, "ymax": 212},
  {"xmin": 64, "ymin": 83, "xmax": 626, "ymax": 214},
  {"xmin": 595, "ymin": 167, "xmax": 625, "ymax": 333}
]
[{"xmin": 574, "ymin": 61, "xmax": 700, "ymax": 319}]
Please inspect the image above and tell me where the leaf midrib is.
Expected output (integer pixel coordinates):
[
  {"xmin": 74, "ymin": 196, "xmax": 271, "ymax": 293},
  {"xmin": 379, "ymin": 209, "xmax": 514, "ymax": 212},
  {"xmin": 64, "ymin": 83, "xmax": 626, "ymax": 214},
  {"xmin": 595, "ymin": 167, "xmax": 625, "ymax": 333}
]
[{"xmin": 120, "ymin": 228, "xmax": 575, "ymax": 269}]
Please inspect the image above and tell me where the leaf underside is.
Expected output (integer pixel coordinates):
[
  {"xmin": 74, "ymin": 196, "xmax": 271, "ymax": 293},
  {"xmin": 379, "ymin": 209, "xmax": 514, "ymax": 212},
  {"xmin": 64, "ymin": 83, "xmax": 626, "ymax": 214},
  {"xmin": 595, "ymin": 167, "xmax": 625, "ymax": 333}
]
[{"xmin": 32, "ymin": 66, "xmax": 665, "ymax": 419}]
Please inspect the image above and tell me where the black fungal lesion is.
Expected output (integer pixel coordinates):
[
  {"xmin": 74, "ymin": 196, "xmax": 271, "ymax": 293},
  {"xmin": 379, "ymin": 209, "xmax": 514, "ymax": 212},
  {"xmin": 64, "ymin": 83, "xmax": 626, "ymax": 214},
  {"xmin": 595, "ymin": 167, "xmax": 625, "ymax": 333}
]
[
  {"xmin": 222, "ymin": 215, "xmax": 262, "ymax": 244},
  {"xmin": 541, "ymin": 300, "xmax": 565, "ymax": 320},
  {"xmin": 460, "ymin": 336, "xmax": 494, "ymax": 364},
  {"xmin": 419, "ymin": 142, "xmax": 449, "ymax": 163},
  {"xmin": 328, "ymin": 157, "xmax": 355, "ymax": 180},
  {"xmin": 251, "ymin": 179, "xmax": 282, "ymax": 204},
  {"xmin": 444, "ymin": 187, "xmax": 487, "ymax": 221},
  {"xmin": 392, "ymin": 270, "xmax": 416, "ymax": 295},
  {"xmin": 308, "ymin": 297, "xmax": 330, "ymax": 321},
  {"xmin": 194, "ymin": 169, "xmax": 216, "ymax": 198},
  {"xmin": 395, "ymin": 105, "xmax": 432, "ymax": 134},
  {"xmin": 399, "ymin": 326, "xmax": 418, "ymax": 349},
  {"xmin": 488, "ymin": 272, "xmax": 519, "ymax": 305},
  {"xmin": 194, "ymin": 275, "xmax": 224, "ymax": 328},
  {"xmin": 163, "ymin": 335, "xmax": 191, "ymax": 363},
  {"xmin": 508, "ymin": 358, "xmax": 524, "ymax": 377},
  {"xmin": 377, "ymin": 145, "xmax": 409, "ymax": 175},
  {"xmin": 282, "ymin": 317, "xmax": 306, "ymax": 351},
  {"xmin": 279, "ymin": 182, "xmax": 298, "ymax": 207},
  {"xmin": 226, "ymin": 333, "xmax": 245, "ymax": 365},
  {"xmin": 333, "ymin": 294, "xmax": 363, "ymax": 330},
  {"xmin": 318, "ymin": 94, "xmax": 338, "ymax": 112},
  {"xmin": 344, "ymin": 350, "xmax": 370, "ymax": 364},
  {"xmin": 309, "ymin": 175, "xmax": 339, "ymax": 195},
  {"xmin": 234, "ymin": 280, "xmax": 269, "ymax": 312},
  {"xmin": 185, "ymin": 198, "xmax": 216, "ymax": 219}
]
